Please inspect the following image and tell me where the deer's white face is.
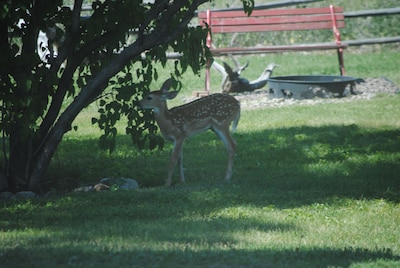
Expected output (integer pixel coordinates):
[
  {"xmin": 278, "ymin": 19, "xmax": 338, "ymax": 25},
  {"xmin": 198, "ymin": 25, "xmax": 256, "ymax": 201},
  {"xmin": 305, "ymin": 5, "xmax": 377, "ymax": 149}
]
[{"xmin": 137, "ymin": 91, "xmax": 163, "ymax": 110}]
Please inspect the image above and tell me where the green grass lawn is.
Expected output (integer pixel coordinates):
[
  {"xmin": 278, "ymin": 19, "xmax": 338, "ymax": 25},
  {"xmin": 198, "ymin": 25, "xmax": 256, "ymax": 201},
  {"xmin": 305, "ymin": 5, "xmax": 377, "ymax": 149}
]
[{"xmin": 1, "ymin": 47, "xmax": 400, "ymax": 267}]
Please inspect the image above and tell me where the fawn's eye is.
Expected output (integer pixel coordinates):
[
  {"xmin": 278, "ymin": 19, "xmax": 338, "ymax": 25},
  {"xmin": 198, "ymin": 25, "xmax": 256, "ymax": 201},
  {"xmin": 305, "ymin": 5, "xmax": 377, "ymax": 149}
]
[{"xmin": 146, "ymin": 96, "xmax": 152, "ymax": 100}]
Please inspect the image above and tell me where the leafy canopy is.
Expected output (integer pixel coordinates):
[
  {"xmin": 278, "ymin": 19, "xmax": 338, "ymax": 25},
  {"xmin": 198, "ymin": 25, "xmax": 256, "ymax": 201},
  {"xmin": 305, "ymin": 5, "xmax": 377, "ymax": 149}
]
[{"xmin": 0, "ymin": 0, "xmax": 254, "ymax": 191}]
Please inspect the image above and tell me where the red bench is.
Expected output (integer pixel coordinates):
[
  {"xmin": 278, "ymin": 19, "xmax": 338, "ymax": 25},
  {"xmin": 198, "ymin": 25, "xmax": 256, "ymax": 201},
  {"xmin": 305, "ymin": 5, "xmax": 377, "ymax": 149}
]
[{"xmin": 198, "ymin": 5, "xmax": 347, "ymax": 93}]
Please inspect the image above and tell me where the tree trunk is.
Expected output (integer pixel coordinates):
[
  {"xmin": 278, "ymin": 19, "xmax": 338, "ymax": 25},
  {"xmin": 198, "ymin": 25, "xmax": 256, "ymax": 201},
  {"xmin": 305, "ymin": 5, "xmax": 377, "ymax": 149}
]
[
  {"xmin": 7, "ymin": 127, "xmax": 34, "ymax": 191},
  {"xmin": 28, "ymin": 126, "xmax": 66, "ymax": 193},
  {"xmin": 0, "ymin": 166, "xmax": 8, "ymax": 192}
]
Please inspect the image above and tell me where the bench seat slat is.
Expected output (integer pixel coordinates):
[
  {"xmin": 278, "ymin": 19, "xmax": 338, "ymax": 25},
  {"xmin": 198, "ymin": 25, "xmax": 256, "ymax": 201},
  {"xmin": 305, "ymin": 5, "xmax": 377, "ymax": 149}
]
[
  {"xmin": 208, "ymin": 15, "xmax": 344, "ymax": 27},
  {"xmin": 211, "ymin": 21, "xmax": 345, "ymax": 33}
]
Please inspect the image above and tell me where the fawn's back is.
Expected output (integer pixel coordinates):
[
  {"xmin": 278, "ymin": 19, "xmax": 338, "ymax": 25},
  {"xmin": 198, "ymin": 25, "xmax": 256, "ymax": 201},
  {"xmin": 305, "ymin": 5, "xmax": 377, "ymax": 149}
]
[{"xmin": 168, "ymin": 93, "xmax": 240, "ymax": 137}]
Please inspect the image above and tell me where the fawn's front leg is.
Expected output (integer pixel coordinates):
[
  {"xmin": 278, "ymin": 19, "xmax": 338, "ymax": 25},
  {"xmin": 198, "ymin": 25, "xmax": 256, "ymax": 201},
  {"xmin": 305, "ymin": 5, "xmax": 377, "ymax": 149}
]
[
  {"xmin": 178, "ymin": 145, "xmax": 185, "ymax": 184},
  {"xmin": 166, "ymin": 139, "xmax": 184, "ymax": 186}
]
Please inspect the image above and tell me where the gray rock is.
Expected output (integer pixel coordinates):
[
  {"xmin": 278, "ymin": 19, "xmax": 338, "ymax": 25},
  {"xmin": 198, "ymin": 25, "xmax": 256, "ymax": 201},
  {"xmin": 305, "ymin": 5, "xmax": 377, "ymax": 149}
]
[
  {"xmin": 13, "ymin": 191, "xmax": 37, "ymax": 199},
  {"xmin": 119, "ymin": 178, "xmax": 139, "ymax": 190},
  {"xmin": 0, "ymin": 191, "xmax": 14, "ymax": 199},
  {"xmin": 44, "ymin": 190, "xmax": 57, "ymax": 198},
  {"xmin": 99, "ymin": 177, "xmax": 112, "ymax": 184},
  {"xmin": 99, "ymin": 177, "xmax": 139, "ymax": 190}
]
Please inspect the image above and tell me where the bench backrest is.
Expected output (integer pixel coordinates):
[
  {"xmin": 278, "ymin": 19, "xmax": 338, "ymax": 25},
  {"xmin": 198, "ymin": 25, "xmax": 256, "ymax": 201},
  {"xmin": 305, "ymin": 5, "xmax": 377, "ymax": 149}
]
[
  {"xmin": 198, "ymin": 5, "xmax": 345, "ymax": 48},
  {"xmin": 198, "ymin": 6, "xmax": 345, "ymax": 34}
]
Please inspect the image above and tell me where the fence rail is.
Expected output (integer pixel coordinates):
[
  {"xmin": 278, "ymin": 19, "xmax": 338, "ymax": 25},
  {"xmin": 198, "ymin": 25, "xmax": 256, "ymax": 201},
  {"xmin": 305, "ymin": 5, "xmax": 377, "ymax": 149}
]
[
  {"xmin": 344, "ymin": 7, "xmax": 400, "ymax": 18},
  {"xmin": 343, "ymin": 36, "xmax": 400, "ymax": 46},
  {"xmin": 343, "ymin": 7, "xmax": 400, "ymax": 46}
]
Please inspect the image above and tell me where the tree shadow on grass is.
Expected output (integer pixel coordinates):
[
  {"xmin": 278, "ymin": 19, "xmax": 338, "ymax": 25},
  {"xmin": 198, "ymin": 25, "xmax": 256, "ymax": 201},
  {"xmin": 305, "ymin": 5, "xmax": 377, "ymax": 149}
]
[
  {"xmin": 47, "ymin": 123, "xmax": 400, "ymax": 207},
  {"xmin": 3, "ymin": 248, "xmax": 399, "ymax": 267},
  {"xmin": 229, "ymin": 124, "xmax": 400, "ymax": 207}
]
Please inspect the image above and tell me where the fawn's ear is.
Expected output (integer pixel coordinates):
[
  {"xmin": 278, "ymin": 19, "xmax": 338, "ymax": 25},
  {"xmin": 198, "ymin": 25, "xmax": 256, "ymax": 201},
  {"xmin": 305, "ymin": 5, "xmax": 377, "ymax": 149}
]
[
  {"xmin": 160, "ymin": 78, "xmax": 172, "ymax": 92},
  {"xmin": 161, "ymin": 90, "xmax": 179, "ymax": 100}
]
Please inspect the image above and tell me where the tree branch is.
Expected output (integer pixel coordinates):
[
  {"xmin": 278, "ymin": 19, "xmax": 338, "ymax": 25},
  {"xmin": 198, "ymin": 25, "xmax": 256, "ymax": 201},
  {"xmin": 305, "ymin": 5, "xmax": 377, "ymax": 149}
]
[
  {"xmin": 50, "ymin": 0, "xmax": 83, "ymax": 71},
  {"xmin": 39, "ymin": 31, "xmax": 116, "ymax": 146},
  {"xmin": 29, "ymin": 0, "xmax": 211, "ymax": 191},
  {"xmin": 38, "ymin": 1, "xmax": 84, "ymax": 142}
]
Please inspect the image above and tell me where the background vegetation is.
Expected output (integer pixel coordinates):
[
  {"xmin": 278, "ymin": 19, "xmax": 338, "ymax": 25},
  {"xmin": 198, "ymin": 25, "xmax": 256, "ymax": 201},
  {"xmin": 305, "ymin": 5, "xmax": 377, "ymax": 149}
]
[{"xmin": 199, "ymin": 0, "xmax": 400, "ymax": 48}]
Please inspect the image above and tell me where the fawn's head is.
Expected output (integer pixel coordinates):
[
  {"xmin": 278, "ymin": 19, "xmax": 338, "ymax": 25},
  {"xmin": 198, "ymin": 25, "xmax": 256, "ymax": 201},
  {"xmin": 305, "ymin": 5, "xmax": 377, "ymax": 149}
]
[{"xmin": 137, "ymin": 78, "xmax": 179, "ymax": 111}]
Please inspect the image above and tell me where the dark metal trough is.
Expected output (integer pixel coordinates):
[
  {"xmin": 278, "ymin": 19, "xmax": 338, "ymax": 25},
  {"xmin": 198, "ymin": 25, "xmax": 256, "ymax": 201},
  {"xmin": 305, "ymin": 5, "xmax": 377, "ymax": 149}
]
[{"xmin": 267, "ymin": 75, "xmax": 362, "ymax": 99}]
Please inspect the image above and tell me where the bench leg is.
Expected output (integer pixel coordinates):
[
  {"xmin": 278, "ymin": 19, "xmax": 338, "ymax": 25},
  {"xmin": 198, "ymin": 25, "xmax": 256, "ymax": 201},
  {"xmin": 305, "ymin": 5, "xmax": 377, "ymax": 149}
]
[
  {"xmin": 337, "ymin": 48, "xmax": 345, "ymax": 76},
  {"xmin": 205, "ymin": 59, "xmax": 211, "ymax": 94}
]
